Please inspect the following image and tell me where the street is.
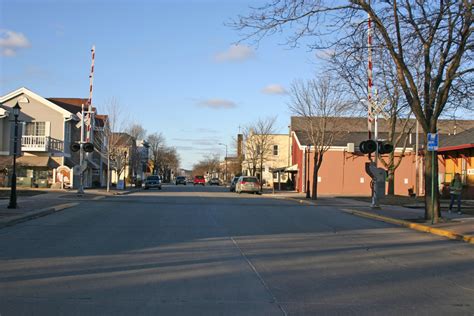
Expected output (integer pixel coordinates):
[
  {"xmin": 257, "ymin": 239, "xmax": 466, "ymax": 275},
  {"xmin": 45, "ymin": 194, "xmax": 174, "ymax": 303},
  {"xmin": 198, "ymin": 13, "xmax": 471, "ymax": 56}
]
[{"xmin": 1, "ymin": 185, "xmax": 473, "ymax": 315}]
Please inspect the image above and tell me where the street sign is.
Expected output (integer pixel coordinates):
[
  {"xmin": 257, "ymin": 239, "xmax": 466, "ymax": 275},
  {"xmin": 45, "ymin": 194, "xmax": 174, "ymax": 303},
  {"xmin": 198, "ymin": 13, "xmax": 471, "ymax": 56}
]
[{"xmin": 427, "ymin": 133, "xmax": 439, "ymax": 151}]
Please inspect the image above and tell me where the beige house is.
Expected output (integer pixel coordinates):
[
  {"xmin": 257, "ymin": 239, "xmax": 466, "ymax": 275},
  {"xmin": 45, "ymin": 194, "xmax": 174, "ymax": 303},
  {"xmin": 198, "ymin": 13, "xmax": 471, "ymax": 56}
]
[
  {"xmin": 242, "ymin": 133, "xmax": 291, "ymax": 187},
  {"xmin": 0, "ymin": 87, "xmax": 104, "ymax": 188}
]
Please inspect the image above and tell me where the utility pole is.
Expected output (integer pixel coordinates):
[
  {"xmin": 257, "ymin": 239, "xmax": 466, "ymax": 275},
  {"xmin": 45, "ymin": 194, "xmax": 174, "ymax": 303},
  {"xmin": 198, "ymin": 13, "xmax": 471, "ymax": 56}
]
[{"xmin": 219, "ymin": 143, "xmax": 228, "ymax": 184}]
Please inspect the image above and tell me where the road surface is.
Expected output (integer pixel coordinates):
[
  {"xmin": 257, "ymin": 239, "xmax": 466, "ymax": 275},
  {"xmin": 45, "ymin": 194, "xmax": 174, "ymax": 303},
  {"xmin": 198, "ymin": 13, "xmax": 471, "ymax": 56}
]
[{"xmin": 1, "ymin": 185, "xmax": 473, "ymax": 315}]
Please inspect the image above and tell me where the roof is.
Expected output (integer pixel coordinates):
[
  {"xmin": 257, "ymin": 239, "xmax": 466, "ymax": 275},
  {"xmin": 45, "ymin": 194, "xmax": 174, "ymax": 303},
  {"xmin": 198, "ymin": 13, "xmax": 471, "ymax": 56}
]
[
  {"xmin": 294, "ymin": 130, "xmax": 410, "ymax": 147},
  {"xmin": 438, "ymin": 128, "xmax": 474, "ymax": 152},
  {"xmin": 47, "ymin": 98, "xmax": 90, "ymax": 114},
  {"xmin": 95, "ymin": 114, "xmax": 108, "ymax": 128},
  {"xmin": 0, "ymin": 87, "xmax": 76, "ymax": 118},
  {"xmin": 291, "ymin": 116, "xmax": 474, "ymax": 135}
]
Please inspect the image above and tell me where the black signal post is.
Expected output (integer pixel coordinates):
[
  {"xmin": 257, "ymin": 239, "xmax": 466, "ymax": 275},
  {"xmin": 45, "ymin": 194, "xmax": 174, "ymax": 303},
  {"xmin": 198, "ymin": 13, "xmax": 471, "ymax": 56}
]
[{"xmin": 8, "ymin": 102, "xmax": 22, "ymax": 209}]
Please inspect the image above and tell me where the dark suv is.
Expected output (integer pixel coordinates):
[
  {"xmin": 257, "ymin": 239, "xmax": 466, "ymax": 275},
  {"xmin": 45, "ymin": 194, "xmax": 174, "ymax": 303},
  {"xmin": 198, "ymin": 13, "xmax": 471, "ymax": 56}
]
[{"xmin": 175, "ymin": 176, "xmax": 186, "ymax": 185}]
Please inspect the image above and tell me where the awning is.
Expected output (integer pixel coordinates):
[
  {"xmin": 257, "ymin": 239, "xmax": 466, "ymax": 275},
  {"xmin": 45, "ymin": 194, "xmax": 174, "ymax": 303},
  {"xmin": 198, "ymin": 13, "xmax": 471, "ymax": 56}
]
[
  {"xmin": 17, "ymin": 156, "xmax": 60, "ymax": 168},
  {"xmin": 271, "ymin": 164, "xmax": 299, "ymax": 173},
  {"xmin": 285, "ymin": 164, "xmax": 299, "ymax": 172},
  {"xmin": 271, "ymin": 166, "xmax": 287, "ymax": 173}
]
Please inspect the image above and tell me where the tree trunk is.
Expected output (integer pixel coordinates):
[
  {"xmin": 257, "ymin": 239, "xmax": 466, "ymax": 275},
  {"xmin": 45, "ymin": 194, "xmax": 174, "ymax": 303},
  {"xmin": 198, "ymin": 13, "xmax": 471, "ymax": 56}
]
[
  {"xmin": 387, "ymin": 169, "xmax": 395, "ymax": 195},
  {"xmin": 424, "ymin": 149, "xmax": 441, "ymax": 222},
  {"xmin": 312, "ymin": 170, "xmax": 319, "ymax": 200},
  {"xmin": 311, "ymin": 153, "xmax": 320, "ymax": 200}
]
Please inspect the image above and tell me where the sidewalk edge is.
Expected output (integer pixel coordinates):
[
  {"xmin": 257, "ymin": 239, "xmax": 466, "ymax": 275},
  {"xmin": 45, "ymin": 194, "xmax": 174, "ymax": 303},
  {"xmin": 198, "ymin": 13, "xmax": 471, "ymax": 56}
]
[
  {"xmin": 341, "ymin": 208, "xmax": 474, "ymax": 244},
  {"xmin": 0, "ymin": 202, "xmax": 79, "ymax": 229},
  {"xmin": 268, "ymin": 194, "xmax": 473, "ymax": 244}
]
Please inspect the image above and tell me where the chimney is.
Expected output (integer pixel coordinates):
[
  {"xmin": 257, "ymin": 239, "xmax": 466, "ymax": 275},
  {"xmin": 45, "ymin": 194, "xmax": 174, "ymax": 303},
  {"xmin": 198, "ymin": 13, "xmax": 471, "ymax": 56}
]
[{"xmin": 237, "ymin": 134, "xmax": 243, "ymax": 158}]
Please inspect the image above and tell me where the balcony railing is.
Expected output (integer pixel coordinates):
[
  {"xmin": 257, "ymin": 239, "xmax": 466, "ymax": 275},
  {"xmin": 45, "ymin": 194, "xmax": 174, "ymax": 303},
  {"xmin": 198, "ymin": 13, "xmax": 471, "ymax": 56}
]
[{"xmin": 22, "ymin": 135, "xmax": 50, "ymax": 151}]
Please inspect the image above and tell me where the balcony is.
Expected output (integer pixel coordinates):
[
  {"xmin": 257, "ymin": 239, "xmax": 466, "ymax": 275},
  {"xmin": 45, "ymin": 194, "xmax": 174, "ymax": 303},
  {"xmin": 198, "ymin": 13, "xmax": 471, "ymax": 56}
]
[{"xmin": 22, "ymin": 135, "xmax": 50, "ymax": 152}]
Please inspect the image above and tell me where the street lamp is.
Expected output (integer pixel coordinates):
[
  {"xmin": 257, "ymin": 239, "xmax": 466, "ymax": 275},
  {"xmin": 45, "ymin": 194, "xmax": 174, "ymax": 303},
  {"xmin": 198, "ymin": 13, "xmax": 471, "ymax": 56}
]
[
  {"xmin": 218, "ymin": 143, "xmax": 228, "ymax": 184},
  {"xmin": 8, "ymin": 97, "xmax": 29, "ymax": 209},
  {"xmin": 123, "ymin": 150, "xmax": 128, "ymax": 190}
]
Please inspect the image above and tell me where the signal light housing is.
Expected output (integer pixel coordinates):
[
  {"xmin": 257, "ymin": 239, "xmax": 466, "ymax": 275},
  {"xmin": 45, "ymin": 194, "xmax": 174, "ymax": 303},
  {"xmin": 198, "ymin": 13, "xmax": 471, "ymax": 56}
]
[
  {"xmin": 83, "ymin": 142, "xmax": 94, "ymax": 153},
  {"xmin": 378, "ymin": 141, "xmax": 394, "ymax": 154},
  {"xmin": 70, "ymin": 143, "xmax": 80, "ymax": 152},
  {"xmin": 359, "ymin": 140, "xmax": 377, "ymax": 154}
]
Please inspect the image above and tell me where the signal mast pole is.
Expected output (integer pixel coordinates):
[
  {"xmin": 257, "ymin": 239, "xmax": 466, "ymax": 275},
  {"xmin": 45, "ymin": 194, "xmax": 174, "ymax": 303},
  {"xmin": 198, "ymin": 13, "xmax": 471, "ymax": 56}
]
[
  {"xmin": 367, "ymin": 8, "xmax": 380, "ymax": 208},
  {"xmin": 78, "ymin": 45, "xmax": 95, "ymax": 194}
]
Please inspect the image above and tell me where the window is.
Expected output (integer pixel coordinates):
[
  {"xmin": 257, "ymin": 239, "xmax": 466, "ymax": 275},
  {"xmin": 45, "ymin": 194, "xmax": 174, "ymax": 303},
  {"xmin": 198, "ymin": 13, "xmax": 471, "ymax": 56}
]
[
  {"xmin": 64, "ymin": 123, "xmax": 71, "ymax": 143},
  {"xmin": 25, "ymin": 122, "xmax": 46, "ymax": 136},
  {"xmin": 273, "ymin": 145, "xmax": 279, "ymax": 156}
]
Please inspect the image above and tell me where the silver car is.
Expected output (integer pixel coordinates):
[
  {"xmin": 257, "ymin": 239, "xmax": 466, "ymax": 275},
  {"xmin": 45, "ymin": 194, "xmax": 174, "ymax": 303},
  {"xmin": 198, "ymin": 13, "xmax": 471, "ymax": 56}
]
[{"xmin": 235, "ymin": 176, "xmax": 261, "ymax": 194}]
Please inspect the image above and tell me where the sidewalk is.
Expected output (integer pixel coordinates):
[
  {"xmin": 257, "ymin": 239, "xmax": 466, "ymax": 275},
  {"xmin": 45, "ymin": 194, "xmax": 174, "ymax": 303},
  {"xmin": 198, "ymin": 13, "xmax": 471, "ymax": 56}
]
[
  {"xmin": 0, "ymin": 187, "xmax": 137, "ymax": 228},
  {"xmin": 266, "ymin": 191, "xmax": 474, "ymax": 244}
]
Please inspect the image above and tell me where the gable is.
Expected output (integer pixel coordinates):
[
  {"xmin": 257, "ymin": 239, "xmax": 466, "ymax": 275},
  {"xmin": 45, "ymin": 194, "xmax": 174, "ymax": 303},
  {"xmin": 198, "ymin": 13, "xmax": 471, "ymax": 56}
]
[{"xmin": 0, "ymin": 87, "xmax": 75, "ymax": 118}]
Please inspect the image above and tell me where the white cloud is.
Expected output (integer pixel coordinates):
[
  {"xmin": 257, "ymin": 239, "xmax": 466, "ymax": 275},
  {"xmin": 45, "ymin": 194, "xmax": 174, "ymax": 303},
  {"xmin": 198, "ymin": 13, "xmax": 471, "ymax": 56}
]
[
  {"xmin": 261, "ymin": 84, "xmax": 288, "ymax": 95},
  {"xmin": 198, "ymin": 98, "xmax": 237, "ymax": 109},
  {"xmin": 214, "ymin": 44, "xmax": 255, "ymax": 63},
  {"xmin": 0, "ymin": 29, "xmax": 31, "ymax": 57},
  {"xmin": 1, "ymin": 48, "xmax": 16, "ymax": 57}
]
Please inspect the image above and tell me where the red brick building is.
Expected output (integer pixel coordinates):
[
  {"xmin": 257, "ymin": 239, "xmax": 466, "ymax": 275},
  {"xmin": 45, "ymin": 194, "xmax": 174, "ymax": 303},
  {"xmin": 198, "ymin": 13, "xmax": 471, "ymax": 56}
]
[{"xmin": 291, "ymin": 117, "xmax": 474, "ymax": 196}]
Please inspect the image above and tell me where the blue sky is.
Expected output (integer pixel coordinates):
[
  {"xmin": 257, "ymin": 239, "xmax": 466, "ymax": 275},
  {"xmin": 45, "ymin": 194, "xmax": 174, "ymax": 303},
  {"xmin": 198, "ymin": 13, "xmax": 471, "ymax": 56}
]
[{"xmin": 0, "ymin": 0, "xmax": 319, "ymax": 169}]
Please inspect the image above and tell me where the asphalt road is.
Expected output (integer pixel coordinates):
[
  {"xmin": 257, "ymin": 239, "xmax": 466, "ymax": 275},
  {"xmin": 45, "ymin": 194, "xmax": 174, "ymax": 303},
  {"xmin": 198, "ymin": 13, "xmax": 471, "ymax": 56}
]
[{"xmin": 1, "ymin": 185, "xmax": 473, "ymax": 315}]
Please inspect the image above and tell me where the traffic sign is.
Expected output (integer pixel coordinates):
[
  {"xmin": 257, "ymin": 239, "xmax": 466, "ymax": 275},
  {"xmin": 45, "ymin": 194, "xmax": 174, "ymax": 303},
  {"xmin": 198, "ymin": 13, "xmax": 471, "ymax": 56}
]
[{"xmin": 427, "ymin": 133, "xmax": 439, "ymax": 151}]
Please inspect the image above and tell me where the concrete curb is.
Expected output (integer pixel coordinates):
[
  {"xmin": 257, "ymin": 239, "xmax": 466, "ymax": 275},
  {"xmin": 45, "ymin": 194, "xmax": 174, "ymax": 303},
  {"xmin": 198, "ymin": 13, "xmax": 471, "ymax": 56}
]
[
  {"xmin": 268, "ymin": 194, "xmax": 474, "ymax": 244},
  {"xmin": 341, "ymin": 208, "xmax": 474, "ymax": 244},
  {"xmin": 0, "ymin": 202, "xmax": 79, "ymax": 229}
]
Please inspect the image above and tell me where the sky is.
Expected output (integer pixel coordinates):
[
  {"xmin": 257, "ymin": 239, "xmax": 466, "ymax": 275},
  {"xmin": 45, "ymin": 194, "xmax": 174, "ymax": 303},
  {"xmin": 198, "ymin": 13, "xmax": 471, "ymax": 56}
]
[{"xmin": 0, "ymin": 0, "xmax": 320, "ymax": 169}]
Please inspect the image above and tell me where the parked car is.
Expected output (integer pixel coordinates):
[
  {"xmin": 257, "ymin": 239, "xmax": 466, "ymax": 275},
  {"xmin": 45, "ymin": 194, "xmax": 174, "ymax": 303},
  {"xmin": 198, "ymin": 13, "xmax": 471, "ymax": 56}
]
[
  {"xmin": 235, "ymin": 176, "xmax": 261, "ymax": 194},
  {"xmin": 209, "ymin": 178, "xmax": 221, "ymax": 186},
  {"xmin": 193, "ymin": 175, "xmax": 205, "ymax": 186},
  {"xmin": 230, "ymin": 176, "xmax": 239, "ymax": 192},
  {"xmin": 175, "ymin": 176, "xmax": 187, "ymax": 185},
  {"xmin": 144, "ymin": 175, "xmax": 162, "ymax": 190}
]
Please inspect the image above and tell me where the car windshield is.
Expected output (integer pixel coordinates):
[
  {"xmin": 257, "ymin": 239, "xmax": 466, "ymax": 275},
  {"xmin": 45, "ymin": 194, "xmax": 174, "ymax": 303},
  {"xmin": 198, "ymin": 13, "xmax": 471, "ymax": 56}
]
[
  {"xmin": 147, "ymin": 176, "xmax": 159, "ymax": 181},
  {"xmin": 195, "ymin": 176, "xmax": 204, "ymax": 179},
  {"xmin": 177, "ymin": 176, "xmax": 185, "ymax": 179}
]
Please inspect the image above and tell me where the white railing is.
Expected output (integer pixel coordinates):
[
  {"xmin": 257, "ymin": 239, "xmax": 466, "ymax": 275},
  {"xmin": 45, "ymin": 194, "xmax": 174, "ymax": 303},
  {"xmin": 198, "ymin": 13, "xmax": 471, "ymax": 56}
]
[{"xmin": 22, "ymin": 135, "xmax": 50, "ymax": 151}]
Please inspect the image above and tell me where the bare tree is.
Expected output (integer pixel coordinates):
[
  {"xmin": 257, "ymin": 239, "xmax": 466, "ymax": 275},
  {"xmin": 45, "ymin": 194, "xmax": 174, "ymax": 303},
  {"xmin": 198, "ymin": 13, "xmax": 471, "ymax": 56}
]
[
  {"xmin": 193, "ymin": 154, "xmax": 221, "ymax": 177},
  {"xmin": 95, "ymin": 98, "xmax": 130, "ymax": 192},
  {"xmin": 242, "ymin": 117, "xmax": 277, "ymax": 190},
  {"xmin": 147, "ymin": 132, "xmax": 165, "ymax": 175},
  {"xmin": 328, "ymin": 31, "xmax": 416, "ymax": 195},
  {"xmin": 232, "ymin": 0, "xmax": 473, "ymax": 222},
  {"xmin": 160, "ymin": 147, "xmax": 180, "ymax": 182},
  {"xmin": 126, "ymin": 123, "xmax": 147, "ymax": 182},
  {"xmin": 289, "ymin": 75, "xmax": 350, "ymax": 200}
]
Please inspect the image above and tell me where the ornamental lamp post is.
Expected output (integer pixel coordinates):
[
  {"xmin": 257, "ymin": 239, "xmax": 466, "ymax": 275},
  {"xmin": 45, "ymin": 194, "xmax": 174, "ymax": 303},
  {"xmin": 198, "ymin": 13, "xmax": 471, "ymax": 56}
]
[{"xmin": 8, "ymin": 97, "xmax": 29, "ymax": 209}]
